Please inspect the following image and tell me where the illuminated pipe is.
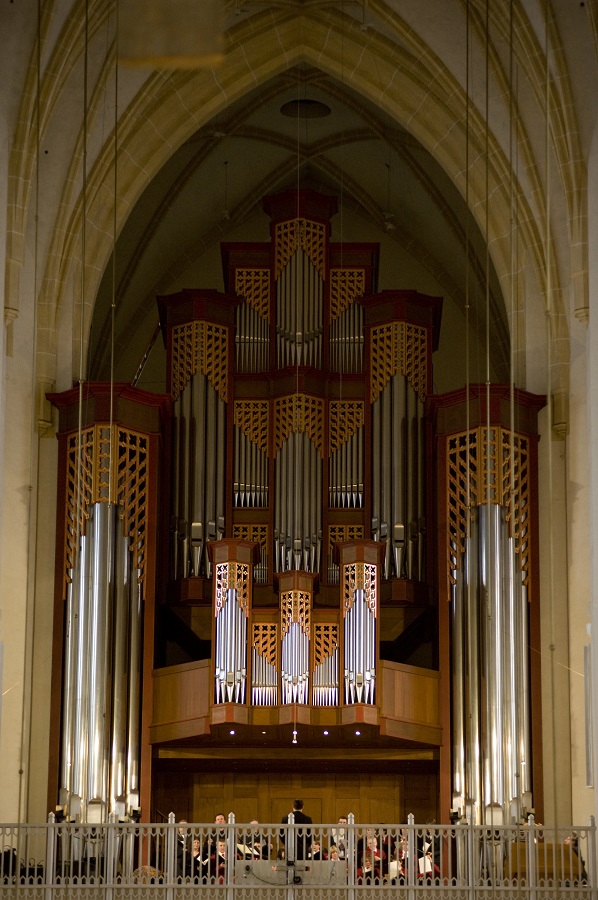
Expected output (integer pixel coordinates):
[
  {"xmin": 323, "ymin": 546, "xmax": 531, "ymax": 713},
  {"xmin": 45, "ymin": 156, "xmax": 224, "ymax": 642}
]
[
  {"xmin": 126, "ymin": 575, "xmax": 142, "ymax": 809},
  {"xmin": 88, "ymin": 502, "xmax": 111, "ymax": 805},
  {"xmin": 110, "ymin": 519, "xmax": 129, "ymax": 809}
]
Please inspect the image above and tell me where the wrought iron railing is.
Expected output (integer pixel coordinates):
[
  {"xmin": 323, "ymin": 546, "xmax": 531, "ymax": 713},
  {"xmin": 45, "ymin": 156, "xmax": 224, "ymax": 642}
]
[{"xmin": 0, "ymin": 813, "xmax": 594, "ymax": 897}]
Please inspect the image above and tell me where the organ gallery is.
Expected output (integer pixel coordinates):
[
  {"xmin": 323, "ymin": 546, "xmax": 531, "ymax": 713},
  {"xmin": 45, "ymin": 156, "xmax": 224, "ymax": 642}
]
[{"xmin": 48, "ymin": 188, "xmax": 544, "ymax": 828}]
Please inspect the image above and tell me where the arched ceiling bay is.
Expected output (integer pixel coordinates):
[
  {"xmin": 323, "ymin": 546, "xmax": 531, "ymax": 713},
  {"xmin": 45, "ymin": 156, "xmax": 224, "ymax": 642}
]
[{"xmin": 89, "ymin": 63, "xmax": 508, "ymax": 391}]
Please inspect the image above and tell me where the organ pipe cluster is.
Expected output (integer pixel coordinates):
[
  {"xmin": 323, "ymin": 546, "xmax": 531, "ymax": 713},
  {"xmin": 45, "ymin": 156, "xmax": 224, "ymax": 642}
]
[
  {"xmin": 451, "ymin": 506, "xmax": 531, "ymax": 825},
  {"xmin": 172, "ymin": 372, "xmax": 227, "ymax": 579},
  {"xmin": 60, "ymin": 503, "xmax": 142, "ymax": 822},
  {"xmin": 214, "ymin": 587, "xmax": 248, "ymax": 703},
  {"xmin": 371, "ymin": 373, "xmax": 425, "ymax": 581}
]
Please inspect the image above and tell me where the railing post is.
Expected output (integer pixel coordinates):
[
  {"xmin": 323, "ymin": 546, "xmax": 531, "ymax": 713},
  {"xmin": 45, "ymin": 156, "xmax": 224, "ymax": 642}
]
[
  {"xmin": 45, "ymin": 813, "xmax": 56, "ymax": 900},
  {"xmin": 467, "ymin": 816, "xmax": 476, "ymax": 900},
  {"xmin": 105, "ymin": 812, "xmax": 117, "ymax": 899},
  {"xmin": 226, "ymin": 812, "xmax": 236, "ymax": 900},
  {"xmin": 407, "ymin": 812, "xmax": 416, "ymax": 900},
  {"xmin": 588, "ymin": 816, "xmax": 597, "ymax": 899},
  {"xmin": 166, "ymin": 811, "xmax": 176, "ymax": 900},
  {"xmin": 347, "ymin": 813, "xmax": 355, "ymax": 900},
  {"xmin": 526, "ymin": 814, "xmax": 537, "ymax": 900}
]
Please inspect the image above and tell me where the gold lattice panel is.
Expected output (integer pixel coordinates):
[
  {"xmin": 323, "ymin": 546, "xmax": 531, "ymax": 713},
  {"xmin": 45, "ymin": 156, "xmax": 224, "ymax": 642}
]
[
  {"xmin": 501, "ymin": 430, "xmax": 531, "ymax": 581},
  {"xmin": 281, "ymin": 590, "xmax": 311, "ymax": 639},
  {"xmin": 329, "ymin": 269, "xmax": 366, "ymax": 320},
  {"xmin": 171, "ymin": 320, "xmax": 229, "ymax": 401},
  {"xmin": 274, "ymin": 218, "xmax": 326, "ymax": 279},
  {"xmin": 235, "ymin": 269, "xmax": 271, "ymax": 322},
  {"xmin": 329, "ymin": 524, "xmax": 365, "ymax": 553},
  {"xmin": 273, "ymin": 394, "xmax": 325, "ymax": 456},
  {"xmin": 65, "ymin": 428, "xmax": 95, "ymax": 573},
  {"xmin": 252, "ymin": 622, "xmax": 278, "ymax": 667},
  {"xmin": 446, "ymin": 427, "xmax": 531, "ymax": 583},
  {"xmin": 342, "ymin": 562, "xmax": 378, "ymax": 616},
  {"xmin": 329, "ymin": 401, "xmax": 364, "ymax": 455},
  {"xmin": 214, "ymin": 562, "xmax": 251, "ymax": 615},
  {"xmin": 116, "ymin": 428, "xmax": 149, "ymax": 580},
  {"xmin": 370, "ymin": 321, "xmax": 428, "ymax": 402},
  {"xmin": 233, "ymin": 523, "xmax": 269, "ymax": 551},
  {"xmin": 314, "ymin": 623, "xmax": 339, "ymax": 667},
  {"xmin": 64, "ymin": 425, "xmax": 149, "ymax": 586},
  {"xmin": 234, "ymin": 400, "xmax": 269, "ymax": 454}
]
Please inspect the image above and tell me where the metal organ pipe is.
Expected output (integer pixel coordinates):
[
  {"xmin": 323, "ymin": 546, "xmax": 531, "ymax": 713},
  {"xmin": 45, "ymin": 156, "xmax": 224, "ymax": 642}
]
[
  {"xmin": 60, "ymin": 573, "xmax": 76, "ymax": 802},
  {"xmin": 110, "ymin": 516, "xmax": 129, "ymax": 811},
  {"xmin": 126, "ymin": 575, "xmax": 142, "ymax": 808},
  {"xmin": 88, "ymin": 502, "xmax": 111, "ymax": 804},
  {"xmin": 59, "ymin": 501, "xmax": 143, "ymax": 822}
]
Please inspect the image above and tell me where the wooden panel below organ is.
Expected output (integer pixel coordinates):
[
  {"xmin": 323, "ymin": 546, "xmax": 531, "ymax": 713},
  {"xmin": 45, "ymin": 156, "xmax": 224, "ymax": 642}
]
[{"xmin": 152, "ymin": 769, "xmax": 439, "ymax": 826}]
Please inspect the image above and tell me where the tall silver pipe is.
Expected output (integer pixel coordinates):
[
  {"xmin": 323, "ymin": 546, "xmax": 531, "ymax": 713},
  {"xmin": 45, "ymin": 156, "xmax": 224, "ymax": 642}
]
[
  {"xmin": 519, "ymin": 582, "xmax": 531, "ymax": 795},
  {"xmin": 126, "ymin": 575, "xmax": 142, "ymax": 808},
  {"xmin": 451, "ymin": 568, "xmax": 466, "ymax": 812},
  {"xmin": 481, "ymin": 504, "xmax": 504, "ymax": 807},
  {"xmin": 405, "ymin": 380, "xmax": 417, "ymax": 579},
  {"xmin": 60, "ymin": 572, "xmax": 76, "ymax": 800},
  {"xmin": 392, "ymin": 376, "xmax": 406, "ymax": 578},
  {"xmin": 88, "ymin": 502, "xmax": 111, "ymax": 805},
  {"xmin": 171, "ymin": 394, "xmax": 182, "ymax": 579},
  {"xmin": 72, "ymin": 531, "xmax": 91, "ymax": 804},
  {"xmin": 416, "ymin": 398, "xmax": 426, "ymax": 581},
  {"xmin": 179, "ymin": 380, "xmax": 193, "ymax": 577},
  {"xmin": 110, "ymin": 518, "xmax": 129, "ymax": 810},
  {"xmin": 465, "ymin": 516, "xmax": 481, "ymax": 823},
  {"xmin": 216, "ymin": 394, "xmax": 226, "ymax": 539},
  {"xmin": 371, "ymin": 398, "xmax": 381, "ymax": 545},
  {"xmin": 191, "ymin": 373, "xmax": 207, "ymax": 575},
  {"xmin": 381, "ymin": 384, "xmax": 392, "ymax": 578}
]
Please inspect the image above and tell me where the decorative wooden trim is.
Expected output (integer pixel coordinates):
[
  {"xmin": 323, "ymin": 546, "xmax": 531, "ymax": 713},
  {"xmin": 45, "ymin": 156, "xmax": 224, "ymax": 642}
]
[
  {"xmin": 234, "ymin": 400, "xmax": 269, "ymax": 454},
  {"xmin": 214, "ymin": 561, "xmax": 251, "ymax": 613},
  {"xmin": 274, "ymin": 218, "xmax": 326, "ymax": 279},
  {"xmin": 446, "ymin": 427, "xmax": 531, "ymax": 583},
  {"xmin": 342, "ymin": 562, "xmax": 378, "ymax": 616},
  {"xmin": 273, "ymin": 393, "xmax": 325, "ymax": 456},
  {"xmin": 252, "ymin": 622, "xmax": 278, "ymax": 667},
  {"xmin": 234, "ymin": 268, "xmax": 271, "ymax": 322},
  {"xmin": 370, "ymin": 321, "xmax": 427, "ymax": 402},
  {"xmin": 329, "ymin": 268, "xmax": 365, "ymax": 320},
  {"xmin": 328, "ymin": 401, "xmax": 364, "ymax": 455},
  {"xmin": 63, "ymin": 425, "xmax": 149, "ymax": 588},
  {"xmin": 171, "ymin": 320, "xmax": 229, "ymax": 401},
  {"xmin": 314, "ymin": 622, "xmax": 339, "ymax": 667},
  {"xmin": 280, "ymin": 590, "xmax": 311, "ymax": 639}
]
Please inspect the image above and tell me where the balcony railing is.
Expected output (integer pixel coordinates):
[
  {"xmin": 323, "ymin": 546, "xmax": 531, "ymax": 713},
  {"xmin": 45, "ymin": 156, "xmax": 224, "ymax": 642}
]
[{"xmin": 0, "ymin": 814, "xmax": 594, "ymax": 897}]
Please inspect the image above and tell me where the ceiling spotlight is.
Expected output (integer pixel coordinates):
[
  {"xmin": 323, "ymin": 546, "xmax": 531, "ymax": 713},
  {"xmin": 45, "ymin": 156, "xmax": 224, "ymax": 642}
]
[
  {"xmin": 292, "ymin": 729, "xmax": 298, "ymax": 745},
  {"xmin": 355, "ymin": 730, "xmax": 361, "ymax": 736},
  {"xmin": 229, "ymin": 730, "xmax": 235, "ymax": 736},
  {"xmin": 323, "ymin": 730, "xmax": 329, "ymax": 736}
]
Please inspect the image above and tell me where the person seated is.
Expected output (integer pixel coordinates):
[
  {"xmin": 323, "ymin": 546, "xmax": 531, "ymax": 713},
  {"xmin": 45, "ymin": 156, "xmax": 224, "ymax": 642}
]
[{"xmin": 357, "ymin": 835, "xmax": 386, "ymax": 883}]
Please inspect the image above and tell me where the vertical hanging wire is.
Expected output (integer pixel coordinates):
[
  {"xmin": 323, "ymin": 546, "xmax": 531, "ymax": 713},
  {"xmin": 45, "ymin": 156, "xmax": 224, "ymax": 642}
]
[
  {"xmin": 464, "ymin": 0, "xmax": 474, "ymax": 822},
  {"xmin": 483, "ymin": 0, "xmax": 495, "ymax": 825},
  {"xmin": 543, "ymin": 0, "xmax": 559, "ymax": 826},
  {"xmin": 508, "ymin": 0, "xmax": 520, "ymax": 822},
  {"xmin": 18, "ymin": 0, "xmax": 44, "ymax": 826},
  {"xmin": 109, "ymin": 0, "xmax": 119, "ymax": 509},
  {"xmin": 75, "ymin": 0, "xmax": 90, "ymax": 593}
]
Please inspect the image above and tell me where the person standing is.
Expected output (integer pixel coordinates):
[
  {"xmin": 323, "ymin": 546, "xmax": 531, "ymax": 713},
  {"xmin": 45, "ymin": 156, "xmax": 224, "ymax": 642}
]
[{"xmin": 280, "ymin": 799, "xmax": 313, "ymax": 861}]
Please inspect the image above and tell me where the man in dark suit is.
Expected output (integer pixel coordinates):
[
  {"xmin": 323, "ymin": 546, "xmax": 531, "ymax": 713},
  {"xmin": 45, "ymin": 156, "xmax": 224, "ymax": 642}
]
[{"xmin": 280, "ymin": 800, "xmax": 312, "ymax": 861}]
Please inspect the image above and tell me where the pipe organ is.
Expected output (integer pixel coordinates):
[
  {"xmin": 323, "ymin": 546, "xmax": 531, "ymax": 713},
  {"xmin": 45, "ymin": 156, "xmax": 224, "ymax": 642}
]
[
  {"xmin": 434, "ymin": 386, "xmax": 545, "ymax": 826},
  {"xmin": 48, "ymin": 385, "xmax": 166, "ymax": 821},
  {"xmin": 47, "ymin": 189, "xmax": 546, "ymax": 826}
]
